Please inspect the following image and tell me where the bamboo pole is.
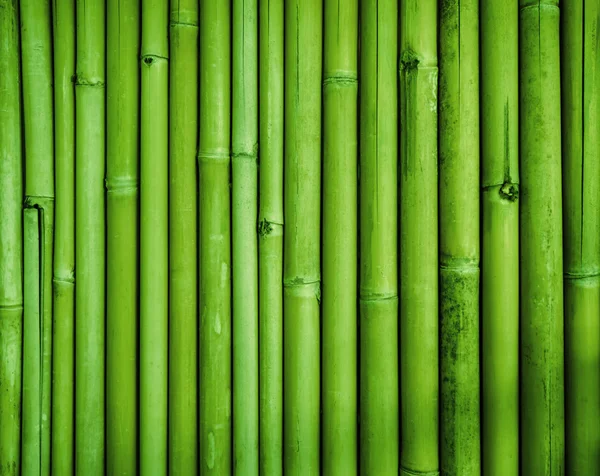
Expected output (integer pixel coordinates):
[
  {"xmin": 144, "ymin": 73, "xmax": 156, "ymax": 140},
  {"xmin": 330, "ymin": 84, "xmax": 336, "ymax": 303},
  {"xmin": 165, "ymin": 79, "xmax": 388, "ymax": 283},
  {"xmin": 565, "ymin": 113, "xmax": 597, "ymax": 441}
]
[
  {"xmin": 51, "ymin": 0, "xmax": 75, "ymax": 471},
  {"xmin": 169, "ymin": 0, "xmax": 198, "ymax": 474},
  {"xmin": 258, "ymin": 0, "xmax": 284, "ymax": 472},
  {"xmin": 283, "ymin": 0, "xmax": 322, "ymax": 473},
  {"xmin": 0, "ymin": 0, "xmax": 23, "ymax": 472},
  {"xmin": 140, "ymin": 0, "xmax": 169, "ymax": 471},
  {"xmin": 20, "ymin": 0, "xmax": 54, "ymax": 473},
  {"xmin": 480, "ymin": 1, "xmax": 520, "ymax": 474},
  {"xmin": 359, "ymin": 1, "xmax": 399, "ymax": 473},
  {"xmin": 74, "ymin": 0, "xmax": 106, "ymax": 471},
  {"xmin": 519, "ymin": 1, "xmax": 565, "ymax": 473},
  {"xmin": 561, "ymin": 0, "xmax": 600, "ymax": 473},
  {"xmin": 232, "ymin": 0, "xmax": 259, "ymax": 473},
  {"xmin": 399, "ymin": 0, "xmax": 439, "ymax": 474},
  {"xmin": 438, "ymin": 0, "xmax": 480, "ymax": 474},
  {"xmin": 323, "ymin": 0, "xmax": 358, "ymax": 472},
  {"xmin": 199, "ymin": 1, "xmax": 232, "ymax": 474},
  {"xmin": 106, "ymin": 0, "xmax": 139, "ymax": 472}
]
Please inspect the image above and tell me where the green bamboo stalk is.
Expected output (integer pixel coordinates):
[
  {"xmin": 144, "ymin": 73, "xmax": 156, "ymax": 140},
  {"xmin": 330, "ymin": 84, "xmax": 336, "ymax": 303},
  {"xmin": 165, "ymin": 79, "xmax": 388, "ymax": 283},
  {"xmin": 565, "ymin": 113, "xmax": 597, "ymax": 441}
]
[
  {"xmin": 51, "ymin": 0, "xmax": 75, "ymax": 471},
  {"xmin": 480, "ymin": 1, "xmax": 519, "ymax": 474},
  {"xmin": 20, "ymin": 0, "xmax": 54, "ymax": 473},
  {"xmin": 169, "ymin": 0, "xmax": 198, "ymax": 474},
  {"xmin": 561, "ymin": 0, "xmax": 600, "ymax": 473},
  {"xmin": 283, "ymin": 1, "xmax": 322, "ymax": 473},
  {"xmin": 359, "ymin": 1, "xmax": 398, "ymax": 473},
  {"xmin": 106, "ymin": 0, "xmax": 139, "ymax": 472},
  {"xmin": 232, "ymin": 0, "xmax": 259, "ymax": 473},
  {"xmin": 74, "ymin": 0, "xmax": 105, "ymax": 471},
  {"xmin": 199, "ymin": 1, "xmax": 232, "ymax": 474},
  {"xmin": 140, "ymin": 0, "xmax": 169, "ymax": 472},
  {"xmin": 258, "ymin": 0, "xmax": 284, "ymax": 472},
  {"xmin": 519, "ymin": 1, "xmax": 565, "ymax": 474},
  {"xmin": 0, "ymin": 1, "xmax": 23, "ymax": 473},
  {"xmin": 399, "ymin": 0, "xmax": 439, "ymax": 474},
  {"xmin": 438, "ymin": 1, "xmax": 480, "ymax": 474},
  {"xmin": 323, "ymin": 0, "xmax": 358, "ymax": 474}
]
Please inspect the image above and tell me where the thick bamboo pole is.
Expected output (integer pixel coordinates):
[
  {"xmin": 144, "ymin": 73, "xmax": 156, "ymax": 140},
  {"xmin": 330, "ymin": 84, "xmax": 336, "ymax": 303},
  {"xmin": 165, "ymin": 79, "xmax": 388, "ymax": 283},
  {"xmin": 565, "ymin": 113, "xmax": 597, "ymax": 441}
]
[
  {"xmin": 74, "ymin": 0, "xmax": 105, "ymax": 471},
  {"xmin": 20, "ymin": 0, "xmax": 54, "ymax": 473},
  {"xmin": 232, "ymin": 0, "xmax": 259, "ymax": 473},
  {"xmin": 519, "ymin": 1, "xmax": 565, "ymax": 473},
  {"xmin": 283, "ymin": 0, "xmax": 322, "ymax": 473},
  {"xmin": 399, "ymin": 0, "xmax": 439, "ymax": 474},
  {"xmin": 561, "ymin": 0, "xmax": 600, "ymax": 473},
  {"xmin": 169, "ymin": 0, "xmax": 198, "ymax": 474},
  {"xmin": 480, "ymin": 1, "xmax": 519, "ymax": 474},
  {"xmin": 359, "ymin": 1, "xmax": 398, "ymax": 473},
  {"xmin": 0, "ymin": 1, "xmax": 23, "ymax": 473},
  {"xmin": 199, "ymin": 1, "xmax": 232, "ymax": 474},
  {"xmin": 438, "ymin": 0, "xmax": 480, "ymax": 474},
  {"xmin": 51, "ymin": 0, "xmax": 75, "ymax": 471},
  {"xmin": 106, "ymin": 0, "xmax": 139, "ymax": 472},
  {"xmin": 258, "ymin": 0, "xmax": 284, "ymax": 472},
  {"xmin": 140, "ymin": 0, "xmax": 169, "ymax": 471}
]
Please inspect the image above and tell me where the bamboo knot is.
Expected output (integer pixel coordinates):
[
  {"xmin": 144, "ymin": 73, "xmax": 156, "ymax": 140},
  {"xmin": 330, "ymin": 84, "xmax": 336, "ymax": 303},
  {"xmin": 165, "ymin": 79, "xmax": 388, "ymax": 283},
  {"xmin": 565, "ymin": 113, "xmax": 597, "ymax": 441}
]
[
  {"xmin": 72, "ymin": 74, "xmax": 105, "ymax": 87},
  {"xmin": 399, "ymin": 466, "xmax": 440, "ymax": 476},
  {"xmin": 323, "ymin": 71, "xmax": 358, "ymax": 87},
  {"xmin": 400, "ymin": 50, "xmax": 420, "ymax": 72},
  {"xmin": 499, "ymin": 182, "xmax": 519, "ymax": 201}
]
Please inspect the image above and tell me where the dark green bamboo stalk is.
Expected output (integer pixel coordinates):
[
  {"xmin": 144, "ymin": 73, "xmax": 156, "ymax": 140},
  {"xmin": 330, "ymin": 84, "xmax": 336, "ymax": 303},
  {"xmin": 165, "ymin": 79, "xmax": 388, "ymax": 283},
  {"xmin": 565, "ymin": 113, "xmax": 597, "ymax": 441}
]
[
  {"xmin": 199, "ymin": 1, "xmax": 232, "ymax": 474},
  {"xmin": 51, "ymin": 0, "xmax": 75, "ymax": 471},
  {"xmin": 480, "ymin": 1, "xmax": 520, "ymax": 474},
  {"xmin": 169, "ymin": 0, "xmax": 198, "ymax": 474},
  {"xmin": 438, "ymin": 1, "xmax": 480, "ymax": 474},
  {"xmin": 258, "ymin": 0, "xmax": 284, "ymax": 472},
  {"xmin": 106, "ymin": 0, "xmax": 139, "ymax": 472},
  {"xmin": 0, "ymin": 1, "xmax": 23, "ymax": 473},
  {"xmin": 323, "ymin": 0, "xmax": 358, "ymax": 474},
  {"xmin": 561, "ymin": 0, "xmax": 600, "ymax": 473},
  {"xmin": 140, "ymin": 0, "xmax": 168, "ymax": 472},
  {"xmin": 359, "ymin": 1, "xmax": 399, "ymax": 473},
  {"xmin": 283, "ymin": 1, "xmax": 322, "ymax": 473},
  {"xmin": 399, "ymin": 0, "xmax": 439, "ymax": 474},
  {"xmin": 233, "ymin": 0, "xmax": 259, "ymax": 473},
  {"xmin": 20, "ymin": 0, "xmax": 54, "ymax": 473},
  {"xmin": 519, "ymin": 1, "xmax": 565, "ymax": 473},
  {"xmin": 75, "ymin": 0, "xmax": 105, "ymax": 471}
]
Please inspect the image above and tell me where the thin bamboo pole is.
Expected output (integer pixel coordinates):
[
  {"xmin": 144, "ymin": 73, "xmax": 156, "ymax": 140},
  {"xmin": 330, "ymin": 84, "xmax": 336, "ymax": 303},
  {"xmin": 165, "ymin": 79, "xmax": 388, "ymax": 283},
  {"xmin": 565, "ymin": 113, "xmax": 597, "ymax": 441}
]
[
  {"xmin": 480, "ymin": 1, "xmax": 519, "ymax": 474},
  {"xmin": 74, "ymin": 0, "xmax": 106, "ymax": 471},
  {"xmin": 0, "ymin": 0, "xmax": 23, "ymax": 472},
  {"xmin": 232, "ymin": 0, "xmax": 259, "ymax": 473},
  {"xmin": 323, "ymin": 0, "xmax": 358, "ymax": 474},
  {"xmin": 519, "ymin": 1, "xmax": 565, "ymax": 473},
  {"xmin": 199, "ymin": 1, "xmax": 232, "ymax": 474},
  {"xmin": 169, "ymin": 0, "xmax": 198, "ymax": 473},
  {"xmin": 106, "ymin": 0, "xmax": 139, "ymax": 472},
  {"xmin": 51, "ymin": 0, "xmax": 75, "ymax": 471},
  {"xmin": 258, "ymin": 0, "xmax": 284, "ymax": 472},
  {"xmin": 359, "ymin": 1, "xmax": 398, "ymax": 473},
  {"xmin": 438, "ymin": 0, "xmax": 480, "ymax": 474},
  {"xmin": 399, "ymin": 0, "xmax": 439, "ymax": 474},
  {"xmin": 140, "ymin": 0, "xmax": 169, "ymax": 471},
  {"xmin": 283, "ymin": 0, "xmax": 322, "ymax": 473},
  {"xmin": 561, "ymin": 0, "xmax": 600, "ymax": 473}
]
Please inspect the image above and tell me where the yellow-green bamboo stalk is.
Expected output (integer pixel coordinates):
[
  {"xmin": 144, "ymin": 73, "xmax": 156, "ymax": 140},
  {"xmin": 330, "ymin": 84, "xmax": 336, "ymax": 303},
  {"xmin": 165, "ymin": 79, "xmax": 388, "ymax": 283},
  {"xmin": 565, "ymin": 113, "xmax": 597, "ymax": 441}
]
[
  {"xmin": 258, "ymin": 0, "xmax": 284, "ymax": 472},
  {"xmin": 561, "ymin": 0, "xmax": 600, "ymax": 473},
  {"xmin": 399, "ymin": 0, "xmax": 439, "ymax": 474},
  {"xmin": 106, "ymin": 0, "xmax": 139, "ymax": 472},
  {"xmin": 199, "ymin": 1, "xmax": 232, "ymax": 474},
  {"xmin": 519, "ymin": 1, "xmax": 565, "ymax": 473},
  {"xmin": 283, "ymin": 0, "xmax": 322, "ymax": 473},
  {"xmin": 74, "ymin": 0, "xmax": 105, "ymax": 471},
  {"xmin": 0, "ymin": 1, "xmax": 23, "ymax": 473},
  {"xmin": 438, "ymin": 0, "xmax": 480, "ymax": 474},
  {"xmin": 480, "ymin": 1, "xmax": 519, "ymax": 474},
  {"xmin": 169, "ymin": 0, "xmax": 198, "ymax": 474}
]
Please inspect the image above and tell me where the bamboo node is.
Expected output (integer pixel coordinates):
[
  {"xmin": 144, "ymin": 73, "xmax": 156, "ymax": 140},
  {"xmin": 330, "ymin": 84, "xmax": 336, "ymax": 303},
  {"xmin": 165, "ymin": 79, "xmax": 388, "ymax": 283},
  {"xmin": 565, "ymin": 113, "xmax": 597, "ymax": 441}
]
[
  {"xmin": 72, "ymin": 73, "xmax": 104, "ymax": 87},
  {"xmin": 258, "ymin": 219, "xmax": 273, "ymax": 236},
  {"xmin": 400, "ymin": 466, "xmax": 440, "ymax": 476},
  {"xmin": 499, "ymin": 182, "xmax": 519, "ymax": 201},
  {"xmin": 400, "ymin": 50, "xmax": 420, "ymax": 72}
]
